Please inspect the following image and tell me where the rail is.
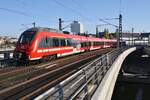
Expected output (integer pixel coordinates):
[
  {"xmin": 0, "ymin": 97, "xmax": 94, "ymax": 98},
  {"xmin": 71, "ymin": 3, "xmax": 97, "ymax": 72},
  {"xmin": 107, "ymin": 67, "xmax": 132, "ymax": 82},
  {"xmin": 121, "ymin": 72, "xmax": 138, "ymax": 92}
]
[{"xmin": 35, "ymin": 48, "xmax": 126, "ymax": 100}]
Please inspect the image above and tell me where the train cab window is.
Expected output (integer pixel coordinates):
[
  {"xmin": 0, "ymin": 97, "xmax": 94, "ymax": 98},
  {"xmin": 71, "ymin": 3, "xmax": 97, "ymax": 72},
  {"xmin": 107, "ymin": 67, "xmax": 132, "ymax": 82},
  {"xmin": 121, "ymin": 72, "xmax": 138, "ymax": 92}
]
[
  {"xmin": 60, "ymin": 39, "xmax": 66, "ymax": 46},
  {"xmin": 18, "ymin": 31, "xmax": 36, "ymax": 44},
  {"xmin": 38, "ymin": 37, "xmax": 46, "ymax": 48}
]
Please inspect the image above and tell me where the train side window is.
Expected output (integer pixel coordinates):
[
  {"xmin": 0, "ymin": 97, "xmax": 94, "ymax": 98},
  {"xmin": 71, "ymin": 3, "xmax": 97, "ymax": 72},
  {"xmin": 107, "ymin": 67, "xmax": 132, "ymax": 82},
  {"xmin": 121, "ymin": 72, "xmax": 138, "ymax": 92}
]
[
  {"xmin": 88, "ymin": 42, "xmax": 91, "ymax": 46},
  {"xmin": 72, "ymin": 39, "xmax": 76, "ymax": 46},
  {"xmin": 67, "ymin": 39, "xmax": 71, "ymax": 46},
  {"xmin": 38, "ymin": 37, "xmax": 46, "ymax": 48},
  {"xmin": 94, "ymin": 42, "xmax": 104, "ymax": 46},
  {"xmin": 100, "ymin": 42, "xmax": 104, "ymax": 45},
  {"xmin": 47, "ymin": 37, "xmax": 53, "ymax": 47},
  {"xmin": 81, "ymin": 42, "xmax": 83, "ymax": 47},
  {"xmin": 90, "ymin": 42, "xmax": 93, "ymax": 46},
  {"xmin": 81, "ymin": 42, "xmax": 87, "ymax": 47},
  {"xmin": 60, "ymin": 39, "xmax": 66, "ymax": 46},
  {"xmin": 86, "ymin": 42, "xmax": 90, "ymax": 46},
  {"xmin": 45, "ymin": 37, "xmax": 48, "ymax": 44},
  {"xmin": 88, "ymin": 42, "xmax": 90, "ymax": 46},
  {"xmin": 94, "ymin": 42, "xmax": 97, "ymax": 46},
  {"xmin": 69, "ymin": 39, "xmax": 77, "ymax": 47},
  {"xmin": 53, "ymin": 38, "xmax": 59, "ymax": 46},
  {"xmin": 94, "ymin": 42, "xmax": 96, "ymax": 46}
]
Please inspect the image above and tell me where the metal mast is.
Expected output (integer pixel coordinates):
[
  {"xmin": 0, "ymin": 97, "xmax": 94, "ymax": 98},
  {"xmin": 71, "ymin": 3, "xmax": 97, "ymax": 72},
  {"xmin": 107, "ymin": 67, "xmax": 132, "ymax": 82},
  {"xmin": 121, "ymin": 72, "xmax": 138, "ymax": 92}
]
[
  {"xmin": 118, "ymin": 14, "xmax": 122, "ymax": 47},
  {"xmin": 59, "ymin": 18, "xmax": 63, "ymax": 31}
]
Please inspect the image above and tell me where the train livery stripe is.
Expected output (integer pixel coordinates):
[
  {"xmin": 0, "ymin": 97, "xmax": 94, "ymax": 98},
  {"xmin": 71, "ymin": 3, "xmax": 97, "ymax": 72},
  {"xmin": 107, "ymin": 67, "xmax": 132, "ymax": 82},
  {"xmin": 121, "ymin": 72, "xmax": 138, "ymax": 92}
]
[
  {"xmin": 37, "ymin": 47, "xmax": 73, "ymax": 53},
  {"xmin": 29, "ymin": 57, "xmax": 42, "ymax": 60}
]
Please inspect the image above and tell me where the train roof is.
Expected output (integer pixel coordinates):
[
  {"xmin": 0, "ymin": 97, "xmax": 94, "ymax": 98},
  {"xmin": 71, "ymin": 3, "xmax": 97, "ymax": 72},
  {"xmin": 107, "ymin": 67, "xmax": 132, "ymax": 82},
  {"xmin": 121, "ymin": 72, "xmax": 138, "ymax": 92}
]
[
  {"xmin": 24, "ymin": 27, "xmax": 117, "ymax": 42},
  {"xmin": 26, "ymin": 27, "xmax": 62, "ymax": 33}
]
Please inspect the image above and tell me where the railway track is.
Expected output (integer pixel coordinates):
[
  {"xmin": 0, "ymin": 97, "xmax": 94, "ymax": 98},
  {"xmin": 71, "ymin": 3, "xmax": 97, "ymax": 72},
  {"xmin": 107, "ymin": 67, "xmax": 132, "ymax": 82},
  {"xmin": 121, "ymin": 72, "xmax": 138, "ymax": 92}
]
[{"xmin": 0, "ymin": 48, "xmax": 115, "ymax": 99}]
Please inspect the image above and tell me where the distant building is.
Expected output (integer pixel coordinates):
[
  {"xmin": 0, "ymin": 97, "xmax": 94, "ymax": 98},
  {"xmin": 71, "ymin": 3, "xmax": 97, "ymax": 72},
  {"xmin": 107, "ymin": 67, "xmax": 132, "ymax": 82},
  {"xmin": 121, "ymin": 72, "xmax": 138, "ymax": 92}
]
[
  {"xmin": 141, "ymin": 33, "xmax": 150, "ymax": 38},
  {"xmin": 71, "ymin": 21, "xmax": 84, "ymax": 34},
  {"xmin": 0, "ymin": 37, "xmax": 5, "ymax": 45},
  {"xmin": 0, "ymin": 36, "xmax": 18, "ymax": 46}
]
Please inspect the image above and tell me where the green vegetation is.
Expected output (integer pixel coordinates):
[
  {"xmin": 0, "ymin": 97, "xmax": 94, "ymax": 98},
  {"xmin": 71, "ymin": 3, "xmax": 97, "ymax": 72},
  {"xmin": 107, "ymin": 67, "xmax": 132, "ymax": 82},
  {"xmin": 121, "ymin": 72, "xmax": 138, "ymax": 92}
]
[{"xmin": 104, "ymin": 28, "xmax": 109, "ymax": 39}]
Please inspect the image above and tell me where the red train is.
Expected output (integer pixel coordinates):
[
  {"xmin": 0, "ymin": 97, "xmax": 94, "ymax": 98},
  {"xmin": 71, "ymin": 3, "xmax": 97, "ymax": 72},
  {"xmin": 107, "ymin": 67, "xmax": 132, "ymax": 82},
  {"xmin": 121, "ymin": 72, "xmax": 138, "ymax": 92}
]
[{"xmin": 13, "ymin": 27, "xmax": 117, "ymax": 61}]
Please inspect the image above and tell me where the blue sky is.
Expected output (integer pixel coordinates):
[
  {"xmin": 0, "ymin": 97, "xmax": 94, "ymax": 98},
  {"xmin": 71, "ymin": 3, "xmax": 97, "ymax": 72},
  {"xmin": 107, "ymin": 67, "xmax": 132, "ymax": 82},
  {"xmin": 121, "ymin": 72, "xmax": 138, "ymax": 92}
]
[{"xmin": 0, "ymin": 0, "xmax": 150, "ymax": 37}]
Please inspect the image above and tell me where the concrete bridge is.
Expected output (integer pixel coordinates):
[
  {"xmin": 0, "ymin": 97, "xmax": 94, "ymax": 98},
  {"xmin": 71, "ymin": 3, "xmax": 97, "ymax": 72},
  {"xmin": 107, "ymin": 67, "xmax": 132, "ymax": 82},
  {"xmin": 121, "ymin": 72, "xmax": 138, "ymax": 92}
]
[{"xmin": 35, "ymin": 47, "xmax": 142, "ymax": 100}]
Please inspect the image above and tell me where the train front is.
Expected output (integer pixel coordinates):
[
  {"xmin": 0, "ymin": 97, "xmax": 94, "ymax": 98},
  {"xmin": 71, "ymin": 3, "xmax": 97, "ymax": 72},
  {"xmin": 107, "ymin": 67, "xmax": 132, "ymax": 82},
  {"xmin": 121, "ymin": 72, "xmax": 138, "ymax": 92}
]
[{"xmin": 13, "ymin": 29, "xmax": 37, "ymax": 61}]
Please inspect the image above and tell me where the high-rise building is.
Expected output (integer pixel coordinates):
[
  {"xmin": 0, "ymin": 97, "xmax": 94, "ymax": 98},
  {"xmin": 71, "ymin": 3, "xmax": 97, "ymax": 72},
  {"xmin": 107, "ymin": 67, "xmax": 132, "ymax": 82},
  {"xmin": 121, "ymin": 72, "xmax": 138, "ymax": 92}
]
[{"xmin": 71, "ymin": 21, "xmax": 84, "ymax": 34}]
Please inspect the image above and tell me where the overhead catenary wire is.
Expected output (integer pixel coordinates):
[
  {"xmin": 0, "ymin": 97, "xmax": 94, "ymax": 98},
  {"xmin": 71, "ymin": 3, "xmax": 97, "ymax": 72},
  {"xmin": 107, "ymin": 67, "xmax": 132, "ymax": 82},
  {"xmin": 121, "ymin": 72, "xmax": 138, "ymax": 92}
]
[
  {"xmin": 15, "ymin": 0, "xmax": 97, "ymax": 28},
  {"xmin": 71, "ymin": 0, "xmax": 86, "ymax": 12},
  {"xmin": 101, "ymin": 18, "xmax": 119, "ymax": 20},
  {"xmin": 15, "ymin": 0, "xmax": 59, "ymax": 24},
  {"xmin": 99, "ymin": 19, "xmax": 118, "ymax": 28},
  {"xmin": 15, "ymin": 0, "xmax": 29, "ymax": 7},
  {"xmin": 52, "ymin": 0, "xmax": 89, "ymax": 20},
  {"xmin": 0, "ymin": 7, "xmax": 34, "ymax": 18}
]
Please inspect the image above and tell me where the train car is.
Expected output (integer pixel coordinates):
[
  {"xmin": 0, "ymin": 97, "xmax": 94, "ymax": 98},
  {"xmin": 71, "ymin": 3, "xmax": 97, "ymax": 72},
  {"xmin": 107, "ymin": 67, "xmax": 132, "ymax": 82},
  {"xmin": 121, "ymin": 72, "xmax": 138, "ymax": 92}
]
[{"xmin": 13, "ymin": 27, "xmax": 117, "ymax": 61}]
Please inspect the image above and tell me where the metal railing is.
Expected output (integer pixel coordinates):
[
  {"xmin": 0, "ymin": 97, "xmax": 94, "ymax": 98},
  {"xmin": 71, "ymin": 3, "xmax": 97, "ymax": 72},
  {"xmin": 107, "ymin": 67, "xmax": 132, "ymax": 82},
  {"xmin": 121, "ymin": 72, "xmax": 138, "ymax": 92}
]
[
  {"xmin": 0, "ymin": 50, "xmax": 14, "ymax": 67},
  {"xmin": 0, "ymin": 50, "xmax": 13, "ymax": 59},
  {"xmin": 35, "ymin": 48, "xmax": 126, "ymax": 100}
]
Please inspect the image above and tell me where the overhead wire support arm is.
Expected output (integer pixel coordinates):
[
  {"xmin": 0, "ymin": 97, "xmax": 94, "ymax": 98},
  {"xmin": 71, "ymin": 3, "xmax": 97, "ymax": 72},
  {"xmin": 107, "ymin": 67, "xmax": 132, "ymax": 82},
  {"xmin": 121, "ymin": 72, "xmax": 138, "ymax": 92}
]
[
  {"xmin": 101, "ymin": 18, "xmax": 119, "ymax": 20},
  {"xmin": 99, "ymin": 19, "xmax": 119, "ymax": 28},
  {"xmin": 62, "ymin": 24, "xmax": 71, "ymax": 30},
  {"xmin": 96, "ymin": 24, "xmax": 110, "ymax": 27},
  {"xmin": 59, "ymin": 18, "xmax": 72, "ymax": 31}
]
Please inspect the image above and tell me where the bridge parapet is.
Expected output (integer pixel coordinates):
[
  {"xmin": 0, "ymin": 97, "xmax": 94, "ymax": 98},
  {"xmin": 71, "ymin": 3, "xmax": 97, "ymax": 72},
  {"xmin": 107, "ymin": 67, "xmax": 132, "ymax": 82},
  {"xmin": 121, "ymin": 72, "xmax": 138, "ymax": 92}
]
[
  {"xmin": 35, "ymin": 47, "xmax": 136, "ymax": 100},
  {"xmin": 91, "ymin": 47, "xmax": 136, "ymax": 100},
  {"xmin": 0, "ymin": 50, "xmax": 13, "ymax": 59}
]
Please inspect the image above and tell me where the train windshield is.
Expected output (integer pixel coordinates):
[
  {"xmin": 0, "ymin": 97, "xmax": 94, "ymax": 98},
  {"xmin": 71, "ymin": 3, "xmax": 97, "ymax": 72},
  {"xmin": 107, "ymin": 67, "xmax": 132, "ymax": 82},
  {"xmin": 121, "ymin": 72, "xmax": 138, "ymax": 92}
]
[{"xmin": 19, "ymin": 31, "xmax": 36, "ymax": 44}]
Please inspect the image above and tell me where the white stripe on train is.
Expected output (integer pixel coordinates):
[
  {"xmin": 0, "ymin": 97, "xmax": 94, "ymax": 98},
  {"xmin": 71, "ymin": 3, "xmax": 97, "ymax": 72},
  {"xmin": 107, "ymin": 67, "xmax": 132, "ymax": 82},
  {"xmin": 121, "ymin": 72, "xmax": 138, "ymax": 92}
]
[
  {"xmin": 31, "ymin": 46, "xmax": 110, "ymax": 60},
  {"xmin": 37, "ymin": 47, "xmax": 74, "ymax": 53}
]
